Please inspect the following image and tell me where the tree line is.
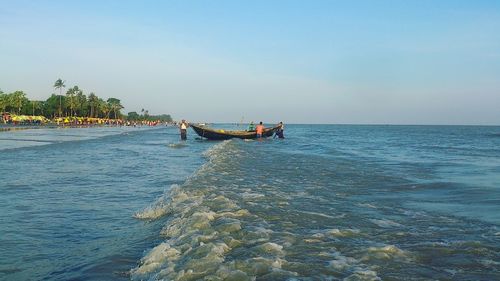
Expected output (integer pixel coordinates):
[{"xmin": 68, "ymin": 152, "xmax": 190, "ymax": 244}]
[
  {"xmin": 0, "ymin": 79, "xmax": 124, "ymax": 119},
  {"xmin": 126, "ymin": 109, "xmax": 172, "ymax": 122}
]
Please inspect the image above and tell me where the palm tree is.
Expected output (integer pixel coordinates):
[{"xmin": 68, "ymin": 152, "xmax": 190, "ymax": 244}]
[
  {"xmin": 76, "ymin": 91, "xmax": 87, "ymax": 117},
  {"xmin": 106, "ymin": 98, "xmax": 123, "ymax": 119},
  {"xmin": 88, "ymin": 92, "xmax": 99, "ymax": 117},
  {"xmin": 0, "ymin": 90, "xmax": 7, "ymax": 113},
  {"xmin": 10, "ymin": 91, "xmax": 27, "ymax": 114},
  {"xmin": 66, "ymin": 86, "xmax": 81, "ymax": 117},
  {"xmin": 31, "ymin": 100, "xmax": 41, "ymax": 116},
  {"xmin": 53, "ymin": 79, "xmax": 65, "ymax": 117},
  {"xmin": 98, "ymin": 98, "xmax": 109, "ymax": 118}
]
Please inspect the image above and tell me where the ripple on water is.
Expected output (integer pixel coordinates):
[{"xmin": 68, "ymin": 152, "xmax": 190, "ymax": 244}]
[{"xmin": 131, "ymin": 127, "xmax": 500, "ymax": 280}]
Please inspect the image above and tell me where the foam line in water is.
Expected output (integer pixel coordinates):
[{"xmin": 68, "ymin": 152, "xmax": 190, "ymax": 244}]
[
  {"xmin": 361, "ymin": 245, "xmax": 412, "ymax": 262},
  {"xmin": 130, "ymin": 140, "xmax": 299, "ymax": 280}
]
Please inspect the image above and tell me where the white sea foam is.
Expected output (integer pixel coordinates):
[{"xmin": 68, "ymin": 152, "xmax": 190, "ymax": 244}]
[
  {"xmin": 130, "ymin": 139, "xmax": 319, "ymax": 280},
  {"xmin": 168, "ymin": 142, "xmax": 187, "ymax": 148},
  {"xmin": 298, "ymin": 210, "xmax": 337, "ymax": 219},
  {"xmin": 133, "ymin": 193, "xmax": 170, "ymax": 220},
  {"xmin": 327, "ymin": 251, "xmax": 380, "ymax": 281},
  {"xmin": 369, "ymin": 219, "xmax": 403, "ymax": 228},
  {"xmin": 480, "ymin": 259, "xmax": 500, "ymax": 268},
  {"xmin": 131, "ymin": 243, "xmax": 180, "ymax": 279},
  {"xmin": 216, "ymin": 209, "xmax": 251, "ymax": 218},
  {"xmin": 357, "ymin": 203, "xmax": 378, "ymax": 209},
  {"xmin": 344, "ymin": 269, "xmax": 381, "ymax": 281},
  {"xmin": 214, "ymin": 217, "xmax": 242, "ymax": 233},
  {"xmin": 215, "ymin": 268, "xmax": 252, "ymax": 281},
  {"xmin": 362, "ymin": 245, "xmax": 411, "ymax": 261},
  {"xmin": 131, "ymin": 141, "xmax": 244, "ymax": 279},
  {"xmin": 202, "ymin": 139, "xmax": 232, "ymax": 159},
  {"xmin": 311, "ymin": 232, "xmax": 325, "ymax": 239},
  {"xmin": 130, "ymin": 139, "xmax": 289, "ymax": 280},
  {"xmin": 327, "ymin": 228, "xmax": 361, "ymax": 237},
  {"xmin": 254, "ymin": 242, "xmax": 285, "ymax": 256},
  {"xmin": 328, "ymin": 252, "xmax": 359, "ymax": 271},
  {"xmin": 241, "ymin": 192, "xmax": 265, "ymax": 200},
  {"xmin": 133, "ymin": 185, "xmax": 190, "ymax": 220}
]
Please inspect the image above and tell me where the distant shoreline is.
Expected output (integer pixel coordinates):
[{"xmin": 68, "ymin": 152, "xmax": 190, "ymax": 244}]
[
  {"xmin": 0, "ymin": 123, "xmax": 139, "ymax": 132},
  {"xmin": 196, "ymin": 123, "xmax": 500, "ymax": 127},
  {"xmin": 1, "ymin": 123, "xmax": 498, "ymax": 133}
]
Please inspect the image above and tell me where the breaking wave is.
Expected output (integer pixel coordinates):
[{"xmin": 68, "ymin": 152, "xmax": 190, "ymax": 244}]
[
  {"xmin": 132, "ymin": 140, "xmax": 295, "ymax": 280},
  {"xmin": 131, "ymin": 134, "xmax": 500, "ymax": 280}
]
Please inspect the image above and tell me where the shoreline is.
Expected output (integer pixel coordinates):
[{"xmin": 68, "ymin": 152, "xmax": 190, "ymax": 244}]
[{"xmin": 0, "ymin": 123, "xmax": 164, "ymax": 132}]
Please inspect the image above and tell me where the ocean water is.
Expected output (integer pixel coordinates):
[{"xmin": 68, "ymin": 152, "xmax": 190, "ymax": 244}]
[{"xmin": 1, "ymin": 125, "xmax": 499, "ymax": 280}]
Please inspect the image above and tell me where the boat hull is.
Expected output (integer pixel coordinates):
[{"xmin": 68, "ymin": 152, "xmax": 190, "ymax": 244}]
[{"xmin": 190, "ymin": 124, "xmax": 278, "ymax": 140}]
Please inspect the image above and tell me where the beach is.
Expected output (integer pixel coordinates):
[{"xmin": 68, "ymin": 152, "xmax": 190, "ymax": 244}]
[{"xmin": 0, "ymin": 125, "xmax": 499, "ymax": 280}]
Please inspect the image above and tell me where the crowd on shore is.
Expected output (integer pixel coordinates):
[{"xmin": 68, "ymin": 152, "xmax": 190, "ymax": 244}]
[{"xmin": 1, "ymin": 112, "xmax": 166, "ymax": 127}]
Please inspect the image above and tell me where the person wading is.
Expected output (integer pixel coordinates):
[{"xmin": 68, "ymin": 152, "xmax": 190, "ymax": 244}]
[
  {"xmin": 256, "ymin": 121, "xmax": 264, "ymax": 138},
  {"xmin": 248, "ymin": 121, "xmax": 255, "ymax": 131},
  {"xmin": 180, "ymin": 120, "xmax": 188, "ymax": 140},
  {"xmin": 275, "ymin": 121, "xmax": 285, "ymax": 139}
]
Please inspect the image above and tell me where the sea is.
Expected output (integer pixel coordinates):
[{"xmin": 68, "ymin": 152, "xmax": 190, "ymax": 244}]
[{"xmin": 0, "ymin": 125, "xmax": 499, "ymax": 281}]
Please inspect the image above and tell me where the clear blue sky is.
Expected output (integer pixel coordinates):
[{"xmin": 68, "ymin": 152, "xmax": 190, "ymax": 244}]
[{"xmin": 1, "ymin": 0, "xmax": 499, "ymax": 124}]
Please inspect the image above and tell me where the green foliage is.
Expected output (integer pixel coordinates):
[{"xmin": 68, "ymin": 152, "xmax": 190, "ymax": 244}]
[
  {"xmin": 106, "ymin": 98, "xmax": 123, "ymax": 119},
  {"xmin": 125, "ymin": 110, "xmax": 172, "ymax": 122},
  {"xmin": 53, "ymin": 79, "xmax": 66, "ymax": 117},
  {"xmin": 98, "ymin": 98, "xmax": 110, "ymax": 118},
  {"xmin": 151, "ymin": 114, "xmax": 173, "ymax": 122},
  {"xmin": 10, "ymin": 91, "xmax": 28, "ymax": 114},
  {"xmin": 2, "ymin": 81, "xmax": 172, "ymax": 121},
  {"xmin": 53, "ymin": 79, "xmax": 65, "ymax": 91},
  {"xmin": 25, "ymin": 100, "xmax": 43, "ymax": 116},
  {"xmin": 88, "ymin": 92, "xmax": 99, "ymax": 117},
  {"xmin": 44, "ymin": 94, "xmax": 65, "ymax": 117},
  {"xmin": 0, "ymin": 91, "xmax": 8, "ymax": 112},
  {"xmin": 65, "ymin": 86, "xmax": 80, "ymax": 117},
  {"xmin": 76, "ymin": 91, "xmax": 88, "ymax": 117},
  {"xmin": 127, "ymin": 111, "xmax": 140, "ymax": 120}
]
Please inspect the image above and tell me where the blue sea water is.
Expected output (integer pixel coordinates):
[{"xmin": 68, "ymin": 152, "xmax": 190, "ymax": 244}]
[{"xmin": 0, "ymin": 125, "xmax": 499, "ymax": 280}]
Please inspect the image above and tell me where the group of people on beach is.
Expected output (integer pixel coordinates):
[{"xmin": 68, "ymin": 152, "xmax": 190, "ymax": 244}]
[
  {"xmin": 177, "ymin": 120, "xmax": 284, "ymax": 140},
  {"xmin": 1, "ymin": 112, "xmax": 168, "ymax": 127}
]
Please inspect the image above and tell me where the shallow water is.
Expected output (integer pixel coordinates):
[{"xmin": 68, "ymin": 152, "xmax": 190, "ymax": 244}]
[{"xmin": 1, "ymin": 125, "xmax": 499, "ymax": 280}]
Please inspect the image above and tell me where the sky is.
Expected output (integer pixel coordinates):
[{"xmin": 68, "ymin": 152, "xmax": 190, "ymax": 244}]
[{"xmin": 1, "ymin": 0, "xmax": 499, "ymax": 124}]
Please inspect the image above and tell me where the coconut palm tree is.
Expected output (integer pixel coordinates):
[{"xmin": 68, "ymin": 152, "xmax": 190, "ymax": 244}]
[
  {"xmin": 87, "ymin": 93, "xmax": 98, "ymax": 117},
  {"xmin": 65, "ymin": 86, "xmax": 81, "ymax": 117},
  {"xmin": 76, "ymin": 91, "xmax": 87, "ymax": 117},
  {"xmin": 107, "ymin": 98, "xmax": 123, "ymax": 119},
  {"xmin": 0, "ymin": 90, "xmax": 7, "ymax": 113},
  {"xmin": 10, "ymin": 91, "xmax": 27, "ymax": 114},
  {"xmin": 98, "ymin": 98, "xmax": 110, "ymax": 118},
  {"xmin": 31, "ymin": 100, "xmax": 41, "ymax": 116},
  {"xmin": 53, "ymin": 79, "xmax": 65, "ymax": 117}
]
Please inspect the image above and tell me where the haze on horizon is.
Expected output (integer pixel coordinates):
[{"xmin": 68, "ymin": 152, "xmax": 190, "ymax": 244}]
[{"xmin": 1, "ymin": 0, "xmax": 499, "ymax": 125}]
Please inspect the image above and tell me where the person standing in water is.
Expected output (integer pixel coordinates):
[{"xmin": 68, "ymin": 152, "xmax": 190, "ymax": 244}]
[
  {"xmin": 275, "ymin": 121, "xmax": 285, "ymax": 139},
  {"xmin": 180, "ymin": 120, "xmax": 188, "ymax": 140},
  {"xmin": 255, "ymin": 121, "xmax": 264, "ymax": 138},
  {"xmin": 248, "ymin": 121, "xmax": 255, "ymax": 131}
]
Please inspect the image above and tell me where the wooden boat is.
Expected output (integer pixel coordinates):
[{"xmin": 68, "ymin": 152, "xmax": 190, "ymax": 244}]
[{"xmin": 190, "ymin": 124, "xmax": 279, "ymax": 140}]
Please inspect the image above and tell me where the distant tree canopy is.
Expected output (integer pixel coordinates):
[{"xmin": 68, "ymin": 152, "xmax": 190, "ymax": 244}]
[
  {"xmin": 0, "ymin": 80, "xmax": 172, "ymax": 121},
  {"xmin": 127, "ymin": 111, "xmax": 140, "ymax": 120},
  {"xmin": 126, "ymin": 111, "xmax": 172, "ymax": 122},
  {"xmin": 0, "ymin": 90, "xmax": 122, "ymax": 119}
]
